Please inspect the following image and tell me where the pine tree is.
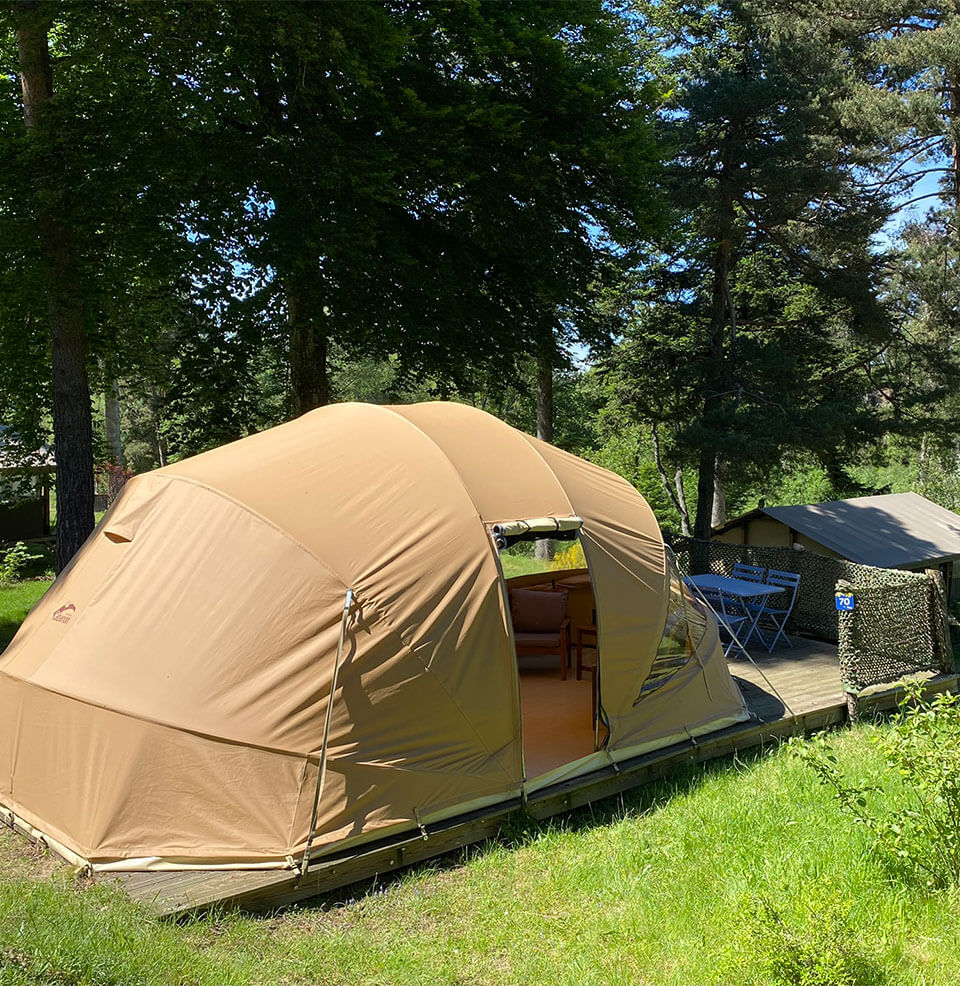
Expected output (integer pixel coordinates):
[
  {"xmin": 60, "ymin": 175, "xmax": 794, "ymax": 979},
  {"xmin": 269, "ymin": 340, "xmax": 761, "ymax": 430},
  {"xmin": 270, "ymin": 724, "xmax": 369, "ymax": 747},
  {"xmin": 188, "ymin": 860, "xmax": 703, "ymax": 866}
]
[{"xmin": 609, "ymin": 0, "xmax": 894, "ymax": 537}]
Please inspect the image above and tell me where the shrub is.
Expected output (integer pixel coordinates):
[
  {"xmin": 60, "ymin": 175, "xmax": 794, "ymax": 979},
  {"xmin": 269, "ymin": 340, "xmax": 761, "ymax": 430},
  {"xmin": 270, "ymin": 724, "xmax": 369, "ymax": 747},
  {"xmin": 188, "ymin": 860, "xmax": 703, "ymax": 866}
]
[
  {"xmin": 797, "ymin": 686, "xmax": 960, "ymax": 888},
  {"xmin": 94, "ymin": 461, "xmax": 133, "ymax": 506},
  {"xmin": 0, "ymin": 542, "xmax": 42, "ymax": 587},
  {"xmin": 550, "ymin": 540, "xmax": 586, "ymax": 570},
  {"xmin": 736, "ymin": 893, "xmax": 886, "ymax": 986}
]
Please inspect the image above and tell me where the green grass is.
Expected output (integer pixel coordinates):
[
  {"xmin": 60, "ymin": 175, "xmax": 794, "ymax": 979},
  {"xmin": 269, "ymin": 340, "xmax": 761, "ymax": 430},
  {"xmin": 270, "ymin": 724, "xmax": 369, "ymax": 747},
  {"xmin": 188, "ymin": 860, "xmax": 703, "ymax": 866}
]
[
  {"xmin": 1, "ymin": 729, "xmax": 960, "ymax": 984},
  {"xmin": 499, "ymin": 553, "xmax": 554, "ymax": 579},
  {"xmin": 0, "ymin": 579, "xmax": 52, "ymax": 650}
]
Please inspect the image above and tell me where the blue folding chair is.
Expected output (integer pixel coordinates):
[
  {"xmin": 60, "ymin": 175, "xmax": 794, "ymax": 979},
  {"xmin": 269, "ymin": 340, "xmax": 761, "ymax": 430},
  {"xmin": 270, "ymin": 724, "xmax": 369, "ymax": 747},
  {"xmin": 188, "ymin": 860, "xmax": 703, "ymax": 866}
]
[
  {"xmin": 747, "ymin": 570, "xmax": 800, "ymax": 651},
  {"xmin": 685, "ymin": 578, "xmax": 749, "ymax": 658},
  {"xmin": 718, "ymin": 613, "xmax": 750, "ymax": 659},
  {"xmin": 732, "ymin": 562, "xmax": 765, "ymax": 583}
]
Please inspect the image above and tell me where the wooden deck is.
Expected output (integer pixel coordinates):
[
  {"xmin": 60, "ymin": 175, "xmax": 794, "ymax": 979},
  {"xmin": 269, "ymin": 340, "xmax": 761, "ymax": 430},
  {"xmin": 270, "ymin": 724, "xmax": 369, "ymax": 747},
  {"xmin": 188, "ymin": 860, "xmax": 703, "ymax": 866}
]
[
  {"xmin": 727, "ymin": 635, "xmax": 845, "ymax": 723},
  {"xmin": 107, "ymin": 636, "xmax": 954, "ymax": 917}
]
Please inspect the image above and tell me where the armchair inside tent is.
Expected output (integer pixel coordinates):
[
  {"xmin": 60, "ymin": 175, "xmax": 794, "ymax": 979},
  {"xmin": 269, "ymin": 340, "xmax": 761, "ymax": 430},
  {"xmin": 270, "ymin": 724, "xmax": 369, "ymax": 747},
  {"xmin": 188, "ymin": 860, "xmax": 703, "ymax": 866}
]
[{"xmin": 509, "ymin": 587, "xmax": 570, "ymax": 679}]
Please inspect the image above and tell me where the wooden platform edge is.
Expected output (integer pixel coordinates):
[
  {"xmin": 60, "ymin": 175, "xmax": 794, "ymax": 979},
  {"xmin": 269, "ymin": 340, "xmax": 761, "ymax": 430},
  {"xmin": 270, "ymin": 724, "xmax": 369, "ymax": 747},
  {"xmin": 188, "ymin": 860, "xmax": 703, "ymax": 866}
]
[
  {"xmin": 116, "ymin": 798, "xmax": 524, "ymax": 917},
  {"xmin": 850, "ymin": 672, "xmax": 958, "ymax": 719},
  {"xmin": 120, "ymin": 707, "xmax": 848, "ymax": 917},
  {"xmin": 111, "ymin": 671, "xmax": 958, "ymax": 918},
  {"xmin": 525, "ymin": 703, "xmax": 846, "ymax": 821}
]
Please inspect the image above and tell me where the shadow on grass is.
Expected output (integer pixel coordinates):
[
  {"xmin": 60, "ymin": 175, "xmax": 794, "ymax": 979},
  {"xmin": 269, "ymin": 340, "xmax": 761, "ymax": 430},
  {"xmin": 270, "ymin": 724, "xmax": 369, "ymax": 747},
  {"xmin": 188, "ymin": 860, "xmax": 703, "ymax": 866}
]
[
  {"xmin": 0, "ymin": 619, "xmax": 19, "ymax": 651},
  {"xmin": 249, "ymin": 742, "xmax": 785, "ymax": 920}
]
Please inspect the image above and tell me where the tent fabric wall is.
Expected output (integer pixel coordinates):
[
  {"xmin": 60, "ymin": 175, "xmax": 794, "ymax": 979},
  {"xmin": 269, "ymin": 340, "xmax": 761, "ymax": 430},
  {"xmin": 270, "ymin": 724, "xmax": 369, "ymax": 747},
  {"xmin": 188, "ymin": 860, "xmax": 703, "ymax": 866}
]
[{"xmin": 0, "ymin": 402, "xmax": 746, "ymax": 870}]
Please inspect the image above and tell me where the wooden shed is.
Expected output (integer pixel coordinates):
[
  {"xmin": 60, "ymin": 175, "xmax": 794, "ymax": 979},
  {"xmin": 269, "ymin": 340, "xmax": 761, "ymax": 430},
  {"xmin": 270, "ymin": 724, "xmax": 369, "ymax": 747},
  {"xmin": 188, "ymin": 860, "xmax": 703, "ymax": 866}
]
[
  {"xmin": 713, "ymin": 492, "xmax": 960, "ymax": 601},
  {"xmin": 0, "ymin": 434, "xmax": 54, "ymax": 544}
]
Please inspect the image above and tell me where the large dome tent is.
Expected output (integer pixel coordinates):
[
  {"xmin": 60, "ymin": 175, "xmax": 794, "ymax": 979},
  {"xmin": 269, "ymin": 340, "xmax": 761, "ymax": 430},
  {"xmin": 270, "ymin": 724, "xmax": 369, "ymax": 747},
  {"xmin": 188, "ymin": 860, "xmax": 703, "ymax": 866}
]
[{"xmin": 0, "ymin": 402, "xmax": 747, "ymax": 873}]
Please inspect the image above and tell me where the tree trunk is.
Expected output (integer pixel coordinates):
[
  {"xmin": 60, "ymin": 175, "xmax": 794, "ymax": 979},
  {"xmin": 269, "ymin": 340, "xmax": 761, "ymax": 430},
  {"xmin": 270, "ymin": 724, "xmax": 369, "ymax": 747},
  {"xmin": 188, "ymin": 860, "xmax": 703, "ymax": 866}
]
[
  {"xmin": 693, "ymin": 444, "xmax": 716, "ymax": 541},
  {"xmin": 711, "ymin": 456, "xmax": 726, "ymax": 528},
  {"xmin": 155, "ymin": 424, "xmax": 166, "ymax": 468},
  {"xmin": 918, "ymin": 432, "xmax": 930, "ymax": 493},
  {"xmin": 949, "ymin": 69, "xmax": 959, "ymax": 208},
  {"xmin": 693, "ymin": 147, "xmax": 737, "ymax": 541},
  {"xmin": 675, "ymin": 467, "xmax": 691, "ymax": 536},
  {"xmin": 252, "ymin": 71, "xmax": 329, "ymax": 418},
  {"xmin": 651, "ymin": 424, "xmax": 691, "ymax": 535},
  {"xmin": 17, "ymin": 3, "xmax": 95, "ymax": 571},
  {"xmin": 535, "ymin": 349, "xmax": 555, "ymax": 563},
  {"xmin": 104, "ymin": 378, "xmax": 124, "ymax": 467},
  {"xmin": 535, "ymin": 351, "xmax": 554, "ymax": 445},
  {"xmin": 693, "ymin": 341, "xmax": 728, "ymax": 540},
  {"xmin": 286, "ymin": 281, "xmax": 329, "ymax": 416}
]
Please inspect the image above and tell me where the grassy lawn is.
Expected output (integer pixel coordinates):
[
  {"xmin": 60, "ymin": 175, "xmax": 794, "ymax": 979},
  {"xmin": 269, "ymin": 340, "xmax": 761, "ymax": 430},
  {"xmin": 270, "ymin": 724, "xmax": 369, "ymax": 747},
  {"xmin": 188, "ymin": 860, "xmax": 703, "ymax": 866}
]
[
  {"xmin": 0, "ymin": 579, "xmax": 51, "ymax": 651},
  {"xmin": 499, "ymin": 552, "xmax": 552, "ymax": 579},
  {"xmin": 0, "ymin": 727, "xmax": 958, "ymax": 984}
]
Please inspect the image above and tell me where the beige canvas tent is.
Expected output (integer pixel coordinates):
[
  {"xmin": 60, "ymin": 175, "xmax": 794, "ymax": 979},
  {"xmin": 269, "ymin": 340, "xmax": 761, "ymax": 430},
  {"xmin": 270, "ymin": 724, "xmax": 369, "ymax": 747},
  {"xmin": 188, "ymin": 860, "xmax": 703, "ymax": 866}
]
[{"xmin": 0, "ymin": 402, "xmax": 746, "ymax": 872}]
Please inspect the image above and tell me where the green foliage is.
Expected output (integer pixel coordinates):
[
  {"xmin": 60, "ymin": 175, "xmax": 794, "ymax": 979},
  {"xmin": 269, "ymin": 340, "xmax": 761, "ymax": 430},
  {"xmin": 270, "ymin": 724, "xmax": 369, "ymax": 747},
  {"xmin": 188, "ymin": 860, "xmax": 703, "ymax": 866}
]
[
  {"xmin": 722, "ymin": 451, "xmax": 839, "ymax": 517},
  {"xmin": 179, "ymin": 1, "xmax": 663, "ymax": 402},
  {"xmin": 850, "ymin": 431, "xmax": 960, "ymax": 516},
  {"xmin": 0, "ymin": 472, "xmax": 37, "ymax": 508},
  {"xmin": 586, "ymin": 418, "xmax": 695, "ymax": 535},
  {"xmin": 2, "ymin": 2, "xmax": 665, "ymax": 541},
  {"xmin": 767, "ymin": 464, "xmax": 835, "ymax": 512},
  {"xmin": 483, "ymin": 362, "xmax": 604, "ymax": 455},
  {"xmin": 730, "ymin": 892, "xmax": 887, "ymax": 986},
  {"xmin": 0, "ymin": 542, "xmax": 41, "ymax": 587},
  {"xmin": 798, "ymin": 687, "xmax": 960, "ymax": 889},
  {"xmin": 764, "ymin": 2, "xmax": 960, "ymax": 210},
  {"xmin": 602, "ymin": 0, "xmax": 914, "ymax": 532}
]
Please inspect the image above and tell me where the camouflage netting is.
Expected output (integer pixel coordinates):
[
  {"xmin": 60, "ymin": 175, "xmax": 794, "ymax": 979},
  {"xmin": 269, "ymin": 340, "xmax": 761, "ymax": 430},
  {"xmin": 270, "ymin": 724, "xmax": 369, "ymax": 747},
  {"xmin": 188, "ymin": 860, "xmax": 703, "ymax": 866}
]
[
  {"xmin": 673, "ymin": 538, "xmax": 952, "ymax": 693},
  {"xmin": 835, "ymin": 570, "xmax": 952, "ymax": 692}
]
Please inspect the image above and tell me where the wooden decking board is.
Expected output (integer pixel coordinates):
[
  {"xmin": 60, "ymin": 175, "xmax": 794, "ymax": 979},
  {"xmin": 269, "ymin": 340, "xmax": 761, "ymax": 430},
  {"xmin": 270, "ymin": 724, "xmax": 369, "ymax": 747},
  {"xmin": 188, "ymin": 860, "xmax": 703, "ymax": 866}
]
[
  {"xmin": 114, "ymin": 801, "xmax": 522, "ymax": 916},
  {"xmin": 100, "ymin": 638, "xmax": 952, "ymax": 917}
]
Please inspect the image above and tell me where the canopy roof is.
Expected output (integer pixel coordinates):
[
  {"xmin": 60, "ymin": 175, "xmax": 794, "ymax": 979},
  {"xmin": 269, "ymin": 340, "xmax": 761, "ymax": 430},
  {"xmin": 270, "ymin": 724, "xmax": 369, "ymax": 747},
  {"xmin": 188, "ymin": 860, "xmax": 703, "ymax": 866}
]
[
  {"xmin": 0, "ymin": 426, "xmax": 54, "ymax": 477},
  {"xmin": 740, "ymin": 493, "xmax": 960, "ymax": 568}
]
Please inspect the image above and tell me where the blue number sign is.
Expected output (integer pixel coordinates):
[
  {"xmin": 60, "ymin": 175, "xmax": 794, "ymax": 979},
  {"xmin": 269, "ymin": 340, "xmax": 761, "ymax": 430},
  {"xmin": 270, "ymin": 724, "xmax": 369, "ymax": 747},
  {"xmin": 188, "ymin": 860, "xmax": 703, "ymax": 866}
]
[{"xmin": 835, "ymin": 593, "xmax": 855, "ymax": 612}]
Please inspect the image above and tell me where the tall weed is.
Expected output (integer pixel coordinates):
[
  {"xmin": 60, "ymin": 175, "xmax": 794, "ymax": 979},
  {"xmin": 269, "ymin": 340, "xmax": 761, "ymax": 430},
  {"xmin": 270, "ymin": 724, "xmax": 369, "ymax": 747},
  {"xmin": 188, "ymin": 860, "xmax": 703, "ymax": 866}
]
[
  {"xmin": 798, "ymin": 686, "xmax": 960, "ymax": 888},
  {"xmin": 550, "ymin": 541, "xmax": 586, "ymax": 570},
  {"xmin": 737, "ymin": 892, "xmax": 887, "ymax": 986}
]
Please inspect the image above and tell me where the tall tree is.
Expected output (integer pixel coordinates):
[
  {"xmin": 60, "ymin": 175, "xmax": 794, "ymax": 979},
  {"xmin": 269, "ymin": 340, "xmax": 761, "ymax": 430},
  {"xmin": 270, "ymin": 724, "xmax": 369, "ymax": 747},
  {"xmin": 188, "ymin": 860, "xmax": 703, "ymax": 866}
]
[
  {"xmin": 0, "ymin": 2, "xmax": 256, "ymax": 564},
  {"xmin": 882, "ymin": 207, "xmax": 960, "ymax": 462},
  {"xmin": 186, "ymin": 1, "xmax": 661, "ymax": 414},
  {"xmin": 11, "ymin": 2, "xmax": 93, "ymax": 569},
  {"xmin": 613, "ymin": 0, "xmax": 893, "ymax": 538},
  {"xmin": 2, "ymin": 0, "xmax": 662, "ymax": 551},
  {"xmin": 760, "ymin": 1, "xmax": 960, "ymax": 209}
]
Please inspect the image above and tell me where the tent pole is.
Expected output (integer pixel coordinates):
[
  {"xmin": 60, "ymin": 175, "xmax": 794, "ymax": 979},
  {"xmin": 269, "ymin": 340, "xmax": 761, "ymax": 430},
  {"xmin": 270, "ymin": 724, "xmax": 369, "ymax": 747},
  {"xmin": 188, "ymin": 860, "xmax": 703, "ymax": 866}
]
[{"xmin": 298, "ymin": 587, "xmax": 353, "ymax": 880}]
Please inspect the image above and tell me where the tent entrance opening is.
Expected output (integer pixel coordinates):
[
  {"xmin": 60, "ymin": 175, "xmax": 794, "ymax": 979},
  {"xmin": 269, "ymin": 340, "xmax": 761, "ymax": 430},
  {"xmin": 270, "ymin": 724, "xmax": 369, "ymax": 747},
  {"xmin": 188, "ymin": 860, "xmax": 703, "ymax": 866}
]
[{"xmin": 501, "ymin": 536, "xmax": 601, "ymax": 781}]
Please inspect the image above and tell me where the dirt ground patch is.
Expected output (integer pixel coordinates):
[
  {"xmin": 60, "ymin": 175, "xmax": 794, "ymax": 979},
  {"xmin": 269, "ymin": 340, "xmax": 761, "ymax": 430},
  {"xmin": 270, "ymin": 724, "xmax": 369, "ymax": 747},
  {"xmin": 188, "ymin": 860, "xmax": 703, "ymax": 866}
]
[{"xmin": 0, "ymin": 823, "xmax": 68, "ymax": 882}]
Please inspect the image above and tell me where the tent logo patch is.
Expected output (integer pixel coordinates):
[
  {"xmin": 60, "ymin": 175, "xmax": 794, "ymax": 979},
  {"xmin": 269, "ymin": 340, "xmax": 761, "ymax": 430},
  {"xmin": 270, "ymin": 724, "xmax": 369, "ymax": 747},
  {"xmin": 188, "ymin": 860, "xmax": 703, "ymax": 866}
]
[{"xmin": 52, "ymin": 603, "xmax": 76, "ymax": 624}]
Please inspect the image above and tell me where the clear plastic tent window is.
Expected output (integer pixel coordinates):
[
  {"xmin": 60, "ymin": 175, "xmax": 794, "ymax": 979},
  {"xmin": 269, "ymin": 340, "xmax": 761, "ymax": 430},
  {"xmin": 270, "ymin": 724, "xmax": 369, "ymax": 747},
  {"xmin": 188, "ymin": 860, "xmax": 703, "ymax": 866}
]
[{"xmin": 635, "ymin": 549, "xmax": 709, "ymax": 702}]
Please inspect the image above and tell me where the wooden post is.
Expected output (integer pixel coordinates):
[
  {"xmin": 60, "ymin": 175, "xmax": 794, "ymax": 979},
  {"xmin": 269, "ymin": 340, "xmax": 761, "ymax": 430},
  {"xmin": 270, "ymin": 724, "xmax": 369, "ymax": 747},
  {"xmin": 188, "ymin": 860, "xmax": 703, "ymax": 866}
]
[
  {"xmin": 844, "ymin": 690, "xmax": 859, "ymax": 723},
  {"xmin": 927, "ymin": 568, "xmax": 955, "ymax": 675},
  {"xmin": 41, "ymin": 477, "xmax": 50, "ymax": 536}
]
